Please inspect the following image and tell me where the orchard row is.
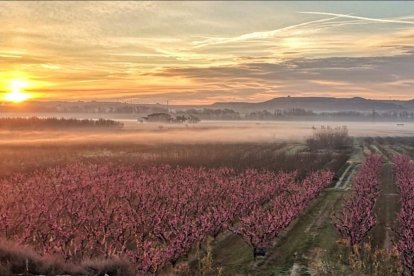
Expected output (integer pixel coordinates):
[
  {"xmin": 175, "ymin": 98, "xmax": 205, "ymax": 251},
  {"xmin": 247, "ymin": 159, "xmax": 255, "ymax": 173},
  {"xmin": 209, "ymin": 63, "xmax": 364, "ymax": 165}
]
[
  {"xmin": 0, "ymin": 164, "xmax": 331, "ymax": 273},
  {"xmin": 393, "ymin": 155, "xmax": 414, "ymax": 274}
]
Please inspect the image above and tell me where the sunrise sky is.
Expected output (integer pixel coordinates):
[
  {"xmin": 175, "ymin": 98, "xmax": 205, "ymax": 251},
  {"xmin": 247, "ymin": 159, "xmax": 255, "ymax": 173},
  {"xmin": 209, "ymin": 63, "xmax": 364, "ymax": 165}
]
[{"xmin": 1, "ymin": 1, "xmax": 414, "ymax": 104}]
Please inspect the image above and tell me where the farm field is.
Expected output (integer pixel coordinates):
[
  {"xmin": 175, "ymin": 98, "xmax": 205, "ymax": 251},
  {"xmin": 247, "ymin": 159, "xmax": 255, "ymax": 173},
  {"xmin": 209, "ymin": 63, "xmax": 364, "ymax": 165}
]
[{"xmin": 0, "ymin": 126, "xmax": 412, "ymax": 275}]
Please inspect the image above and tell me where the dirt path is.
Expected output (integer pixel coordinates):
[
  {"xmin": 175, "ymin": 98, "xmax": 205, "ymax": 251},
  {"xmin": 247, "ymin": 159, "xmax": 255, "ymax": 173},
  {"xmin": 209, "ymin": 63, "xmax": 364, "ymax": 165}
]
[
  {"xmin": 369, "ymin": 145, "xmax": 400, "ymax": 250},
  {"xmin": 251, "ymin": 190, "xmax": 345, "ymax": 275},
  {"xmin": 333, "ymin": 162, "xmax": 354, "ymax": 189}
]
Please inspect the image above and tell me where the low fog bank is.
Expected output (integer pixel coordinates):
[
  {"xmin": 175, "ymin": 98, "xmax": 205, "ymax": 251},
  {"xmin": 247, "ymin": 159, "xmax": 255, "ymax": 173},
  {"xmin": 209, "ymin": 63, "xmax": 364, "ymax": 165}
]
[
  {"xmin": 0, "ymin": 120, "xmax": 413, "ymax": 146},
  {"xmin": 0, "ymin": 127, "xmax": 300, "ymax": 146}
]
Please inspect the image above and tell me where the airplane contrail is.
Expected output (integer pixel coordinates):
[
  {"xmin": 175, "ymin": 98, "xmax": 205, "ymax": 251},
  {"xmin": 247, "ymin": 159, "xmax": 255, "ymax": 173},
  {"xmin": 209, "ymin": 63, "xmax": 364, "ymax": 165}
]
[
  {"xmin": 300, "ymin": 11, "xmax": 414, "ymax": 25},
  {"xmin": 192, "ymin": 16, "xmax": 340, "ymax": 47}
]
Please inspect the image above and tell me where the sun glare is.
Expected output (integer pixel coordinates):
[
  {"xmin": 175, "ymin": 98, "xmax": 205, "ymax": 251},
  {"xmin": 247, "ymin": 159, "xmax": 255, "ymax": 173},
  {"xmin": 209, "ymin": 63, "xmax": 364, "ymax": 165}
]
[
  {"xmin": 281, "ymin": 37, "xmax": 308, "ymax": 49},
  {"xmin": 4, "ymin": 79, "xmax": 30, "ymax": 103}
]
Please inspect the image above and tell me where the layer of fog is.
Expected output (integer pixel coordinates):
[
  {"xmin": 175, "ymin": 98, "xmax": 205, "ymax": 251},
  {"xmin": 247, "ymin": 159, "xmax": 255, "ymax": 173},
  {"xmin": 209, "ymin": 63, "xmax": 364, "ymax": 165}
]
[{"xmin": 1, "ymin": 120, "xmax": 413, "ymax": 146}]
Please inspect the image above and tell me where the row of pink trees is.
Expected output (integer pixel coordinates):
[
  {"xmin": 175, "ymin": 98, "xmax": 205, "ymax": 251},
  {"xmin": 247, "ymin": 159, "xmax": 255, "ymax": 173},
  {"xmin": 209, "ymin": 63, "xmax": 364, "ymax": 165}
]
[
  {"xmin": 393, "ymin": 155, "xmax": 414, "ymax": 274},
  {"xmin": 233, "ymin": 170, "xmax": 334, "ymax": 258},
  {"xmin": 333, "ymin": 155, "xmax": 383, "ymax": 247},
  {"xmin": 0, "ymin": 163, "xmax": 316, "ymax": 273}
]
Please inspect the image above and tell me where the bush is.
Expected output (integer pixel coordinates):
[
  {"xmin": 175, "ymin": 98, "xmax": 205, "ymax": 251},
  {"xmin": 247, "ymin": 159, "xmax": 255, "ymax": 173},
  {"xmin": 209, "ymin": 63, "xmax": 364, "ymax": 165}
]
[{"xmin": 307, "ymin": 126, "xmax": 352, "ymax": 151}]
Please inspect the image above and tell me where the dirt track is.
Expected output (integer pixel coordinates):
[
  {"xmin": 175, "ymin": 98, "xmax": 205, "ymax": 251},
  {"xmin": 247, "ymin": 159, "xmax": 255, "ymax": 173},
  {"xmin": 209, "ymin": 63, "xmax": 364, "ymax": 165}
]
[{"xmin": 370, "ymin": 143, "xmax": 400, "ymax": 250}]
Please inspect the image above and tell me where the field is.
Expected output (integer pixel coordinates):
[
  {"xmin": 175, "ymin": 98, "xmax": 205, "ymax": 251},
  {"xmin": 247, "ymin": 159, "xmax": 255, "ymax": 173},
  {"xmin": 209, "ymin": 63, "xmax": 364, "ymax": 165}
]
[{"xmin": 0, "ymin": 122, "xmax": 412, "ymax": 275}]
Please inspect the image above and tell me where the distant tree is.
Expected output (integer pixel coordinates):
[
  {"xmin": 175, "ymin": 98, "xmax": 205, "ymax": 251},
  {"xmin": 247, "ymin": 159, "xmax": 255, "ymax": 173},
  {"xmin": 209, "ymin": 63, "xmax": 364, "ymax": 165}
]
[
  {"xmin": 0, "ymin": 117, "xmax": 123, "ymax": 130},
  {"xmin": 174, "ymin": 114, "xmax": 200, "ymax": 123},
  {"xmin": 146, "ymin": 113, "xmax": 173, "ymax": 122},
  {"xmin": 180, "ymin": 108, "xmax": 240, "ymax": 120},
  {"xmin": 142, "ymin": 113, "xmax": 200, "ymax": 124}
]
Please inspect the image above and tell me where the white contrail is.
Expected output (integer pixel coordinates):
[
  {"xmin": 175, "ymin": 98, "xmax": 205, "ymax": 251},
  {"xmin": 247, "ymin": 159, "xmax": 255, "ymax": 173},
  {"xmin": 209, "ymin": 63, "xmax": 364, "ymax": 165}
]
[
  {"xmin": 300, "ymin": 11, "xmax": 414, "ymax": 25},
  {"xmin": 192, "ymin": 16, "xmax": 340, "ymax": 48}
]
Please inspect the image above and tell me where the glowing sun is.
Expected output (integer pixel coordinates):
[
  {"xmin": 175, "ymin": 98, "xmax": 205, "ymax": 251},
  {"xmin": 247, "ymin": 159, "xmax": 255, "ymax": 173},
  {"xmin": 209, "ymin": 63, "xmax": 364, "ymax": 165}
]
[{"xmin": 4, "ymin": 79, "xmax": 31, "ymax": 103}]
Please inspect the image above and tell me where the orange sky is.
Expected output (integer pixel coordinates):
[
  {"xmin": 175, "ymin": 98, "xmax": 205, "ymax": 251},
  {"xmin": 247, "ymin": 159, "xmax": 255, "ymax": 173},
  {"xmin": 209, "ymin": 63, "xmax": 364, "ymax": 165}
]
[{"xmin": 1, "ymin": 1, "xmax": 414, "ymax": 104}]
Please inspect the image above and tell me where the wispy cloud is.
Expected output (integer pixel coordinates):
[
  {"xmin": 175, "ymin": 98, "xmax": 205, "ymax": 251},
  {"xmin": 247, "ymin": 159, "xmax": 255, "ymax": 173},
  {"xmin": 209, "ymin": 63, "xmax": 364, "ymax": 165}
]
[
  {"xmin": 300, "ymin": 11, "xmax": 414, "ymax": 25},
  {"xmin": 192, "ymin": 16, "xmax": 340, "ymax": 48}
]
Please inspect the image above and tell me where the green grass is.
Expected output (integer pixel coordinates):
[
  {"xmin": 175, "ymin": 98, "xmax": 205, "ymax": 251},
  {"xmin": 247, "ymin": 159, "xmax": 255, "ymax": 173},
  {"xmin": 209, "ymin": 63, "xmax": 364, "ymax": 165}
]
[
  {"xmin": 264, "ymin": 191, "xmax": 345, "ymax": 275},
  {"xmin": 211, "ymin": 234, "xmax": 253, "ymax": 275}
]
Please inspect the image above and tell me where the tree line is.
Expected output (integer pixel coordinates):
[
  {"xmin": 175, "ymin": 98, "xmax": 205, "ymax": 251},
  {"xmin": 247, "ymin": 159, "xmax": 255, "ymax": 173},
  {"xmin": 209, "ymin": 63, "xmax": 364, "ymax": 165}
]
[{"xmin": 0, "ymin": 117, "xmax": 123, "ymax": 130}]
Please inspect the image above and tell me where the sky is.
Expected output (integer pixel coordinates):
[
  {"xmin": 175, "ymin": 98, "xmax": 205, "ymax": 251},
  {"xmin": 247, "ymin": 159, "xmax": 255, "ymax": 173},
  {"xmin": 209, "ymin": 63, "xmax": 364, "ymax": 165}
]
[{"xmin": 1, "ymin": 1, "xmax": 414, "ymax": 105}]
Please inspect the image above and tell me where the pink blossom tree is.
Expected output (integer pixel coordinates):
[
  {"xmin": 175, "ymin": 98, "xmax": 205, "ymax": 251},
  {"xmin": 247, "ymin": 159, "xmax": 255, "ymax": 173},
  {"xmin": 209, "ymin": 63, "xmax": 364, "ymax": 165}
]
[
  {"xmin": 333, "ymin": 155, "xmax": 383, "ymax": 248},
  {"xmin": 393, "ymin": 155, "xmax": 414, "ymax": 274}
]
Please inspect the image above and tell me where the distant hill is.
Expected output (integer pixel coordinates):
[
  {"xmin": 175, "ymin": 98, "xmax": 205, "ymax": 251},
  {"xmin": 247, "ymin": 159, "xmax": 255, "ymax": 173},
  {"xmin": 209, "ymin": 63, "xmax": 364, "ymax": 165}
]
[
  {"xmin": 211, "ymin": 97, "xmax": 410, "ymax": 113},
  {"xmin": 1, "ymin": 97, "xmax": 414, "ymax": 115}
]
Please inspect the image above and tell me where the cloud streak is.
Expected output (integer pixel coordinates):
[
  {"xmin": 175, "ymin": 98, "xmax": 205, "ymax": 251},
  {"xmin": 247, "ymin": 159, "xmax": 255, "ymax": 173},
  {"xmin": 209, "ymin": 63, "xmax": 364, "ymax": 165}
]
[
  {"xmin": 192, "ymin": 16, "xmax": 340, "ymax": 48},
  {"xmin": 300, "ymin": 11, "xmax": 414, "ymax": 25}
]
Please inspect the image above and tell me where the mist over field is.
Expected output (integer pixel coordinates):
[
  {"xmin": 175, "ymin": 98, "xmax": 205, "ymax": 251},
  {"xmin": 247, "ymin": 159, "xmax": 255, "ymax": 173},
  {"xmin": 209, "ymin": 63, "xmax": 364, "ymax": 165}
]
[{"xmin": 1, "ymin": 119, "xmax": 414, "ymax": 146}]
